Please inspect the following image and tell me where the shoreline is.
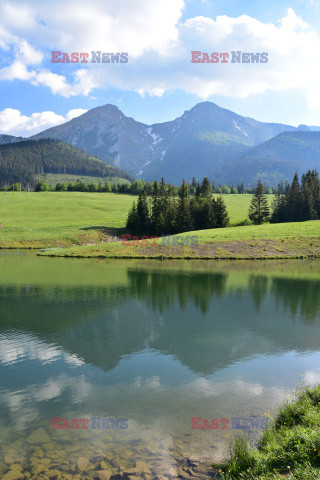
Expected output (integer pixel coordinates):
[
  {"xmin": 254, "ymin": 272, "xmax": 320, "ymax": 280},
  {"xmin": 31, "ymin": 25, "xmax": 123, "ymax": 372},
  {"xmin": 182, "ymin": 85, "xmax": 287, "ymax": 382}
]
[{"xmin": 37, "ymin": 236, "xmax": 320, "ymax": 260}]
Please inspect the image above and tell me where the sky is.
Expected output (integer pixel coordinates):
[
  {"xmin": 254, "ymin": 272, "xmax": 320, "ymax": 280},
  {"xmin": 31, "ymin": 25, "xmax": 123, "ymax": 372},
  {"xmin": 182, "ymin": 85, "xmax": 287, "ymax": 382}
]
[{"xmin": 1, "ymin": 0, "xmax": 320, "ymax": 136}]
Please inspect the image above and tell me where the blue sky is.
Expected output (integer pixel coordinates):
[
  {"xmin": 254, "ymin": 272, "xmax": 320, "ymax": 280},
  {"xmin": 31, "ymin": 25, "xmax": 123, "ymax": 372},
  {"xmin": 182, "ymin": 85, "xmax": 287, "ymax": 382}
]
[{"xmin": 0, "ymin": 0, "xmax": 320, "ymax": 136}]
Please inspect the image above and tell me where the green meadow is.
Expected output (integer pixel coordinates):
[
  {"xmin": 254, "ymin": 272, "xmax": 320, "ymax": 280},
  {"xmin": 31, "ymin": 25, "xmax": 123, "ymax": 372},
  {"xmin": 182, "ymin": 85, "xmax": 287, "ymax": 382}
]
[
  {"xmin": 0, "ymin": 191, "xmax": 134, "ymax": 248},
  {"xmin": 0, "ymin": 192, "xmax": 268, "ymax": 248},
  {"xmin": 39, "ymin": 219, "xmax": 320, "ymax": 259}
]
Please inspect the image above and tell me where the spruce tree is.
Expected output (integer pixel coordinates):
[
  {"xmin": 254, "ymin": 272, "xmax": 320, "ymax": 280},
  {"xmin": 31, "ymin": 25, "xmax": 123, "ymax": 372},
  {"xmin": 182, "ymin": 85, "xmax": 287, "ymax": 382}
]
[
  {"xmin": 214, "ymin": 196, "xmax": 230, "ymax": 228},
  {"xmin": 248, "ymin": 180, "xmax": 270, "ymax": 225},
  {"xmin": 200, "ymin": 177, "xmax": 212, "ymax": 198},
  {"xmin": 126, "ymin": 202, "xmax": 140, "ymax": 233},
  {"xmin": 301, "ymin": 170, "xmax": 320, "ymax": 220},
  {"xmin": 288, "ymin": 172, "xmax": 302, "ymax": 221},
  {"xmin": 176, "ymin": 179, "xmax": 193, "ymax": 233},
  {"xmin": 137, "ymin": 190, "xmax": 150, "ymax": 233},
  {"xmin": 271, "ymin": 184, "xmax": 286, "ymax": 223}
]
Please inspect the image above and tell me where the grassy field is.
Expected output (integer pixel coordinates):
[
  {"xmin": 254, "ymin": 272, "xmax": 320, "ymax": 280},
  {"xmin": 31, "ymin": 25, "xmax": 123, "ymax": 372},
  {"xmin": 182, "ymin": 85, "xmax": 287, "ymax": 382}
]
[
  {"xmin": 39, "ymin": 220, "xmax": 320, "ymax": 259},
  {"xmin": 2, "ymin": 191, "xmax": 318, "ymax": 258},
  {"xmin": 0, "ymin": 192, "xmax": 263, "ymax": 248},
  {"xmin": 222, "ymin": 384, "xmax": 320, "ymax": 479},
  {"xmin": 37, "ymin": 173, "xmax": 130, "ymax": 187},
  {"xmin": 0, "ymin": 191, "xmax": 134, "ymax": 248}
]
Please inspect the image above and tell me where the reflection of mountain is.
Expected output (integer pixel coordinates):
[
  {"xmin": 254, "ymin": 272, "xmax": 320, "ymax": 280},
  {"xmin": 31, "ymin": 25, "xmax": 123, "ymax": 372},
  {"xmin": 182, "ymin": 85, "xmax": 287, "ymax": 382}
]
[{"xmin": 1, "ymin": 264, "xmax": 320, "ymax": 376}]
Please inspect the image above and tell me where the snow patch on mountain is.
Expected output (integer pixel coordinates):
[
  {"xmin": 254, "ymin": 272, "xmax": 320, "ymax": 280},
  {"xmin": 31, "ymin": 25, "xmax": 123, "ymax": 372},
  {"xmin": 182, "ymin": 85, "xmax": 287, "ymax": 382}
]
[
  {"xmin": 160, "ymin": 150, "xmax": 166, "ymax": 161},
  {"xmin": 137, "ymin": 158, "xmax": 152, "ymax": 177},
  {"xmin": 233, "ymin": 120, "xmax": 248, "ymax": 137},
  {"xmin": 147, "ymin": 127, "xmax": 162, "ymax": 148}
]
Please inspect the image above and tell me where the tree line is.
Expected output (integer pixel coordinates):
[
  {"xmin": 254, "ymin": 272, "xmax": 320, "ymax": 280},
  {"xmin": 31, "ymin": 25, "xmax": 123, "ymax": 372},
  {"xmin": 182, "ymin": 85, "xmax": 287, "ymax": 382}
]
[
  {"xmin": 126, "ymin": 177, "xmax": 230, "ymax": 235},
  {"xmin": 248, "ymin": 170, "xmax": 320, "ymax": 225},
  {"xmin": 26, "ymin": 176, "xmax": 276, "ymax": 195}
]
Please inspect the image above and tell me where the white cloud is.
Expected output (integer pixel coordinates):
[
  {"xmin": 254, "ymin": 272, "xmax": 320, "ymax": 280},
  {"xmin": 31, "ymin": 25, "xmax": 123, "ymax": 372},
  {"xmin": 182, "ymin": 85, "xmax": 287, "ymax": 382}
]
[
  {"xmin": 0, "ymin": 107, "xmax": 87, "ymax": 136},
  {"xmin": 0, "ymin": 1, "xmax": 319, "ymax": 110},
  {"xmin": 0, "ymin": 0, "xmax": 184, "ymax": 56},
  {"xmin": 66, "ymin": 108, "xmax": 87, "ymax": 121}
]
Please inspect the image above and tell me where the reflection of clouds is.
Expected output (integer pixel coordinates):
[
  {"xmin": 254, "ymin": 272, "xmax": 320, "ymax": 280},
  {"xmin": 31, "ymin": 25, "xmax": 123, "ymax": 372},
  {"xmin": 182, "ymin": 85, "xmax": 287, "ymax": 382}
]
[
  {"xmin": 304, "ymin": 370, "xmax": 320, "ymax": 385},
  {"xmin": 0, "ymin": 333, "xmax": 60, "ymax": 365},
  {"xmin": 64, "ymin": 353, "xmax": 85, "ymax": 367},
  {"xmin": 180, "ymin": 377, "xmax": 264, "ymax": 398},
  {"xmin": 36, "ymin": 380, "xmax": 62, "ymax": 402},
  {"xmin": 0, "ymin": 332, "xmax": 91, "ymax": 429},
  {"xmin": 0, "ymin": 332, "xmax": 84, "ymax": 366},
  {"xmin": 134, "ymin": 376, "xmax": 161, "ymax": 389},
  {"xmin": 0, "ymin": 374, "xmax": 93, "ymax": 429}
]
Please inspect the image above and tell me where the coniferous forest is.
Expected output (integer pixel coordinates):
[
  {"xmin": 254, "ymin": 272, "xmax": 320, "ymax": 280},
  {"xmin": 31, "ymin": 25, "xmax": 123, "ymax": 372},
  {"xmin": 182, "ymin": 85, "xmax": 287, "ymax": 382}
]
[
  {"xmin": 125, "ymin": 170, "xmax": 320, "ymax": 236},
  {"xmin": 126, "ymin": 177, "xmax": 230, "ymax": 235},
  {"xmin": 0, "ymin": 139, "xmax": 135, "ymax": 186},
  {"xmin": 271, "ymin": 170, "xmax": 320, "ymax": 223}
]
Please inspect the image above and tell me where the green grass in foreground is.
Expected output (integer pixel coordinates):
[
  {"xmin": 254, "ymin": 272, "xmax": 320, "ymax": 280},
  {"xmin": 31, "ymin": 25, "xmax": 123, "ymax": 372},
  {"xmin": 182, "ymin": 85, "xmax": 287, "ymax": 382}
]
[
  {"xmin": 0, "ymin": 191, "xmax": 135, "ymax": 248},
  {"xmin": 39, "ymin": 220, "xmax": 320, "ymax": 260},
  {"xmin": 0, "ymin": 192, "xmax": 263, "ymax": 248},
  {"xmin": 223, "ymin": 384, "xmax": 320, "ymax": 479}
]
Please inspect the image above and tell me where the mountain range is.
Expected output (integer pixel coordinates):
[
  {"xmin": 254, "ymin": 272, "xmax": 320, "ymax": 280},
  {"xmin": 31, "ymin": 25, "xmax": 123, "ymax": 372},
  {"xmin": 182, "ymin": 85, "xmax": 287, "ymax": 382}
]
[{"xmin": 2, "ymin": 102, "xmax": 320, "ymax": 186}]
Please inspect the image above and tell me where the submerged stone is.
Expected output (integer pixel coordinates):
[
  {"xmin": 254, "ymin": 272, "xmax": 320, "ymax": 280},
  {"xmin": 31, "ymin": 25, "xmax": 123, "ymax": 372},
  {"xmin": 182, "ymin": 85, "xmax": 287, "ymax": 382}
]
[
  {"xmin": 76, "ymin": 457, "xmax": 89, "ymax": 472},
  {"xmin": 2, "ymin": 469, "xmax": 25, "ymax": 480},
  {"xmin": 47, "ymin": 470, "xmax": 61, "ymax": 478},
  {"xmin": 30, "ymin": 447, "xmax": 45, "ymax": 458},
  {"xmin": 26, "ymin": 428, "xmax": 51, "ymax": 445},
  {"xmin": 97, "ymin": 470, "xmax": 112, "ymax": 480}
]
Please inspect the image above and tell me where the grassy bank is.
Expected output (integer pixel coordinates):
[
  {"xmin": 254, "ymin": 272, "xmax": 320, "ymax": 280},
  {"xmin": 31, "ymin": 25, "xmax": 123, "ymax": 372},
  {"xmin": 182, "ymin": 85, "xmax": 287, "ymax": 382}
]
[
  {"xmin": 222, "ymin": 384, "xmax": 320, "ymax": 479},
  {"xmin": 38, "ymin": 220, "xmax": 320, "ymax": 259},
  {"xmin": 0, "ymin": 192, "xmax": 266, "ymax": 248}
]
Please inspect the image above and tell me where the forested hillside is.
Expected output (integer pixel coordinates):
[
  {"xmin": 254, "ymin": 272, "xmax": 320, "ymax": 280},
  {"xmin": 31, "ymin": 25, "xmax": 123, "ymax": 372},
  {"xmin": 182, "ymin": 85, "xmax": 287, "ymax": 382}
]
[
  {"xmin": 213, "ymin": 132, "xmax": 320, "ymax": 187},
  {"xmin": 0, "ymin": 139, "xmax": 135, "ymax": 186}
]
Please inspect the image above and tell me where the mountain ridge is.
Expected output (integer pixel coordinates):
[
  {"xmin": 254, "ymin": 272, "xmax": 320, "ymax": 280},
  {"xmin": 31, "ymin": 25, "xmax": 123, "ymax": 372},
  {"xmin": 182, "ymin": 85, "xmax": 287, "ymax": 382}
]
[{"xmin": 1, "ymin": 101, "xmax": 320, "ymax": 186}]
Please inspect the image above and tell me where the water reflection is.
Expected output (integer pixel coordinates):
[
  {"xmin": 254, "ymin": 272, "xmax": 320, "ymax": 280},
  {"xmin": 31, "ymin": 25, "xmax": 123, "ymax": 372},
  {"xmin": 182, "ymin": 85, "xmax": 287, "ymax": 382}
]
[{"xmin": 0, "ymin": 255, "xmax": 320, "ymax": 473}]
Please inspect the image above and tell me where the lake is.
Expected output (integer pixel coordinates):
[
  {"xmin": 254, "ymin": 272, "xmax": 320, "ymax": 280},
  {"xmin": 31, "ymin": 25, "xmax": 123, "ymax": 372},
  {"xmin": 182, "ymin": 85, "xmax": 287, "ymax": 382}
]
[{"xmin": 1, "ymin": 250, "xmax": 320, "ymax": 479}]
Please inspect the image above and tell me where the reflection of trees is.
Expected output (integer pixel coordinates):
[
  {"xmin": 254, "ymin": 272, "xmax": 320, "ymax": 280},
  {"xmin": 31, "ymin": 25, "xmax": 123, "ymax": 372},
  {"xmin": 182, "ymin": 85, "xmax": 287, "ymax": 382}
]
[
  {"xmin": 0, "ymin": 284, "xmax": 130, "ymax": 333},
  {"xmin": 127, "ymin": 270, "xmax": 228, "ymax": 315},
  {"xmin": 1, "ymin": 268, "xmax": 320, "ymax": 375},
  {"xmin": 271, "ymin": 277, "xmax": 320, "ymax": 324},
  {"xmin": 248, "ymin": 275, "xmax": 269, "ymax": 310}
]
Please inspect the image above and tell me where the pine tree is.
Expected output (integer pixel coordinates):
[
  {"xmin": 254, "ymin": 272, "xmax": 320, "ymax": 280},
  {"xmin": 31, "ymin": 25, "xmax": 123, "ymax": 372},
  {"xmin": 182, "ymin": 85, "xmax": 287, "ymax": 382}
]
[
  {"xmin": 214, "ymin": 196, "xmax": 230, "ymax": 228},
  {"xmin": 200, "ymin": 177, "xmax": 212, "ymax": 198},
  {"xmin": 288, "ymin": 172, "xmax": 303, "ymax": 221},
  {"xmin": 126, "ymin": 202, "xmax": 140, "ymax": 232},
  {"xmin": 248, "ymin": 180, "xmax": 270, "ymax": 225},
  {"xmin": 137, "ymin": 190, "xmax": 150, "ymax": 233},
  {"xmin": 301, "ymin": 170, "xmax": 320, "ymax": 220},
  {"xmin": 271, "ymin": 183, "xmax": 286, "ymax": 223},
  {"xmin": 176, "ymin": 179, "xmax": 193, "ymax": 233}
]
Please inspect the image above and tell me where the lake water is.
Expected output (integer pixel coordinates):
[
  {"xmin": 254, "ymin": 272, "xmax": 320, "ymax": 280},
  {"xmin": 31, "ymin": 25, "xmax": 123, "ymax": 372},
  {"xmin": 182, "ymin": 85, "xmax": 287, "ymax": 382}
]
[{"xmin": 1, "ymin": 251, "xmax": 320, "ymax": 478}]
